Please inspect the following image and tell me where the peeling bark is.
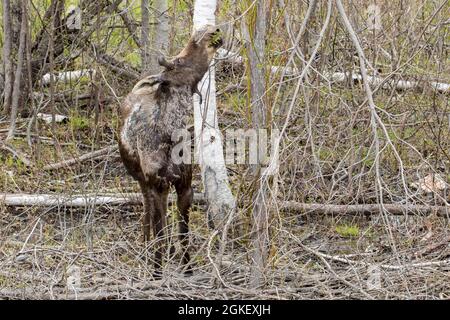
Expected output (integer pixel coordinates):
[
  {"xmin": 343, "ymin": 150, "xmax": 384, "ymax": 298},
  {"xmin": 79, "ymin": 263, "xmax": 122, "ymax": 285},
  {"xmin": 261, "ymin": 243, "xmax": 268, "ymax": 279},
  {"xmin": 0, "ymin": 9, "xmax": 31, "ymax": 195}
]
[{"xmin": 193, "ymin": 0, "xmax": 236, "ymax": 229}]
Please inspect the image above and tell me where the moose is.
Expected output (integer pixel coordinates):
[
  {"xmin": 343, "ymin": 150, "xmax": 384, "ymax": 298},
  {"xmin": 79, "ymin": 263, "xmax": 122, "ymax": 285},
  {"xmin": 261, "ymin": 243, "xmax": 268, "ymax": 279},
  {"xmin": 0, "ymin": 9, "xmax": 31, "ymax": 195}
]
[{"xmin": 118, "ymin": 25, "xmax": 223, "ymax": 277}]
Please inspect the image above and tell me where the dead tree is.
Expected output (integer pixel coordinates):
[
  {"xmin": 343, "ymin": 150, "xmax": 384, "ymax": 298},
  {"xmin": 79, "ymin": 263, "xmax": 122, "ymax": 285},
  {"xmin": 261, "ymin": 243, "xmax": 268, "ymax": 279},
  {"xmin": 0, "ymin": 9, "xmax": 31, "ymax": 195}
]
[
  {"xmin": 6, "ymin": 0, "xmax": 27, "ymax": 141},
  {"xmin": 118, "ymin": 25, "xmax": 223, "ymax": 277},
  {"xmin": 2, "ymin": 0, "xmax": 13, "ymax": 115}
]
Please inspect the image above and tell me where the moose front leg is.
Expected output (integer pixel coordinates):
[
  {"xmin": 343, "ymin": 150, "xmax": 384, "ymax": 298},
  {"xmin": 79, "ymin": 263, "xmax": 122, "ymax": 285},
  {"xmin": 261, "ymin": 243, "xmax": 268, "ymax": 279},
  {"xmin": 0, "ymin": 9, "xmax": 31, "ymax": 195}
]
[
  {"xmin": 176, "ymin": 177, "xmax": 193, "ymax": 275},
  {"xmin": 139, "ymin": 182, "xmax": 169, "ymax": 279},
  {"xmin": 139, "ymin": 183, "xmax": 152, "ymax": 243}
]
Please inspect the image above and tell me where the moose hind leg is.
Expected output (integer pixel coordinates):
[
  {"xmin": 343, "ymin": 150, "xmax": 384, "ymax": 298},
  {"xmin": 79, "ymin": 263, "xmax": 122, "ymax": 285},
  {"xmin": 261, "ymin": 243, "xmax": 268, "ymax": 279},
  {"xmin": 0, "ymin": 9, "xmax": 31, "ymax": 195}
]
[
  {"xmin": 139, "ymin": 182, "xmax": 152, "ymax": 244},
  {"xmin": 176, "ymin": 183, "xmax": 193, "ymax": 275},
  {"xmin": 150, "ymin": 187, "xmax": 169, "ymax": 279}
]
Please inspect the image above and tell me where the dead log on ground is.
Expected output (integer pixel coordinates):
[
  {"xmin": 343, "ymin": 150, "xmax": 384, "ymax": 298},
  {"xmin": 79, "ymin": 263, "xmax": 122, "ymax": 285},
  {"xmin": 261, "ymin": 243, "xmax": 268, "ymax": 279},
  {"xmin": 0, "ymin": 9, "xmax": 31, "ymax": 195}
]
[
  {"xmin": 42, "ymin": 145, "xmax": 119, "ymax": 171},
  {"xmin": 282, "ymin": 202, "xmax": 449, "ymax": 217},
  {"xmin": 217, "ymin": 48, "xmax": 450, "ymax": 94},
  {"xmin": 0, "ymin": 193, "xmax": 206, "ymax": 207},
  {"xmin": 41, "ymin": 69, "xmax": 96, "ymax": 85},
  {"xmin": 0, "ymin": 193, "xmax": 448, "ymax": 217}
]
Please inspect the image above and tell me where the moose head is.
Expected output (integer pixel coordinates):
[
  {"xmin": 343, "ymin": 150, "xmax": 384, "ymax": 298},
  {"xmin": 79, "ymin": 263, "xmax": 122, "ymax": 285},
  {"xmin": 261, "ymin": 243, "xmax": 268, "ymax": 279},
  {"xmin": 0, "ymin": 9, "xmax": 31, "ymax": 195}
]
[{"xmin": 155, "ymin": 25, "xmax": 223, "ymax": 95}]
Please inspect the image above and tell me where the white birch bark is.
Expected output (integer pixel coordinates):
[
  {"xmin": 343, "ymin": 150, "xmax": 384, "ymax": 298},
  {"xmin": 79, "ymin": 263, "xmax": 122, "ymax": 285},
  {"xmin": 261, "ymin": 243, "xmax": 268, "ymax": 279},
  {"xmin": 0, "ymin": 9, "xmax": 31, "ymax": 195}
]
[
  {"xmin": 0, "ymin": 193, "xmax": 205, "ymax": 207},
  {"xmin": 41, "ymin": 69, "xmax": 96, "ymax": 85},
  {"xmin": 193, "ymin": 0, "xmax": 236, "ymax": 228},
  {"xmin": 217, "ymin": 49, "xmax": 450, "ymax": 93},
  {"xmin": 1, "ymin": 193, "xmax": 447, "ymax": 217},
  {"xmin": 328, "ymin": 72, "xmax": 450, "ymax": 93},
  {"xmin": 149, "ymin": 0, "xmax": 169, "ymax": 74}
]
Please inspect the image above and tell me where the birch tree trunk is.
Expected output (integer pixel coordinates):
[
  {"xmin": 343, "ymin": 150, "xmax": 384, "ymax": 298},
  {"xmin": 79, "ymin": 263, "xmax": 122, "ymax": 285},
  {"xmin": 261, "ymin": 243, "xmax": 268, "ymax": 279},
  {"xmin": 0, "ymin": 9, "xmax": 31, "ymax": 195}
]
[
  {"xmin": 141, "ymin": 0, "xmax": 169, "ymax": 74},
  {"xmin": 193, "ymin": 0, "xmax": 236, "ymax": 228},
  {"xmin": 149, "ymin": 0, "xmax": 169, "ymax": 74}
]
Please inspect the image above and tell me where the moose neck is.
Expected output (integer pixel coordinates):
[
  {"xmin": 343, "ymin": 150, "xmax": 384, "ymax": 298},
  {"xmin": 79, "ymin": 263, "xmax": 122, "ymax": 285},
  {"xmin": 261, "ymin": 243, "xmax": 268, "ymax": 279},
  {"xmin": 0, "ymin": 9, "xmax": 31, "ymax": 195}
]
[
  {"xmin": 176, "ymin": 42, "xmax": 211, "ymax": 83},
  {"xmin": 155, "ymin": 84, "xmax": 194, "ymax": 136}
]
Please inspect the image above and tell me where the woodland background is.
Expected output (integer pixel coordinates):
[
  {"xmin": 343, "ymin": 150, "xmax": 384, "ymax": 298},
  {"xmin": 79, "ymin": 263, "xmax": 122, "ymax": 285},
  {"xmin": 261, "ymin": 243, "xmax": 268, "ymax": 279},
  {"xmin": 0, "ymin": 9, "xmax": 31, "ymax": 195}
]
[{"xmin": 0, "ymin": 0, "xmax": 449, "ymax": 299}]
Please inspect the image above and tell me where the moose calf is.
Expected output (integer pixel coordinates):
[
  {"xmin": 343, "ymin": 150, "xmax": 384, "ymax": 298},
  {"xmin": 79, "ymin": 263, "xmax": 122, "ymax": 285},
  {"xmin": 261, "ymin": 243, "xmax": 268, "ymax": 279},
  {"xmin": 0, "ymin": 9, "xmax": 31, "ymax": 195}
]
[{"xmin": 118, "ymin": 25, "xmax": 223, "ymax": 277}]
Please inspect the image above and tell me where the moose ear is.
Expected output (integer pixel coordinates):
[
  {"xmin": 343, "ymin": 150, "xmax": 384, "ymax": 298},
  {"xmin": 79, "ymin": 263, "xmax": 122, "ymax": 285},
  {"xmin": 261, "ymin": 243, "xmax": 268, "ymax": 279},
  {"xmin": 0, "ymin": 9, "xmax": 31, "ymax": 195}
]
[{"xmin": 158, "ymin": 56, "xmax": 175, "ymax": 70}]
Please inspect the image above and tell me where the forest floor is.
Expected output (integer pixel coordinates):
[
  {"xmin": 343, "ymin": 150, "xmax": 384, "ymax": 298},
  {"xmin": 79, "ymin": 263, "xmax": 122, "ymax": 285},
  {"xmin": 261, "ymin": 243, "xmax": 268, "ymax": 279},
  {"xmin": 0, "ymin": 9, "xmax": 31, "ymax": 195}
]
[
  {"xmin": 0, "ymin": 0, "xmax": 449, "ymax": 300},
  {"xmin": 0, "ymin": 105, "xmax": 449, "ymax": 299}
]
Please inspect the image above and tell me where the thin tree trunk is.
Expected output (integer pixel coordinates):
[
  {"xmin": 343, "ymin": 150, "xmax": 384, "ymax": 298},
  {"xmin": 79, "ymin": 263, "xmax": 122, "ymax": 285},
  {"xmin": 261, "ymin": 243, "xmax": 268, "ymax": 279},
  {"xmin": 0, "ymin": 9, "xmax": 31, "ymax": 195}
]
[
  {"xmin": 149, "ymin": 0, "xmax": 169, "ymax": 74},
  {"xmin": 5, "ymin": 0, "xmax": 27, "ymax": 141},
  {"xmin": 0, "ymin": 64, "xmax": 4, "ymax": 98},
  {"xmin": 2, "ymin": 0, "xmax": 13, "ymax": 116},
  {"xmin": 10, "ymin": 0, "xmax": 21, "ymax": 46},
  {"xmin": 193, "ymin": 0, "xmax": 236, "ymax": 229},
  {"xmin": 48, "ymin": 0, "xmax": 61, "ymax": 157},
  {"xmin": 242, "ymin": 0, "xmax": 271, "ymax": 289},
  {"xmin": 141, "ymin": 0, "xmax": 150, "ymax": 74},
  {"xmin": 25, "ymin": 13, "xmax": 38, "ymax": 153}
]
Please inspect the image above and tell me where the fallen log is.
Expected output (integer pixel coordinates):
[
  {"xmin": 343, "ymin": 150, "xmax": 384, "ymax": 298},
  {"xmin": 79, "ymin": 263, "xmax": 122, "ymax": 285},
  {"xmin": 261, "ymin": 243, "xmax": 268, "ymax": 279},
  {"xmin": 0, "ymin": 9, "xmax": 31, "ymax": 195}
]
[
  {"xmin": 0, "ymin": 193, "xmax": 205, "ymax": 207},
  {"xmin": 217, "ymin": 48, "xmax": 450, "ymax": 94},
  {"xmin": 282, "ymin": 202, "xmax": 449, "ymax": 217},
  {"xmin": 328, "ymin": 72, "xmax": 450, "ymax": 94},
  {"xmin": 42, "ymin": 145, "xmax": 119, "ymax": 171},
  {"xmin": 41, "ymin": 69, "xmax": 96, "ymax": 85},
  {"xmin": 0, "ymin": 193, "xmax": 448, "ymax": 217}
]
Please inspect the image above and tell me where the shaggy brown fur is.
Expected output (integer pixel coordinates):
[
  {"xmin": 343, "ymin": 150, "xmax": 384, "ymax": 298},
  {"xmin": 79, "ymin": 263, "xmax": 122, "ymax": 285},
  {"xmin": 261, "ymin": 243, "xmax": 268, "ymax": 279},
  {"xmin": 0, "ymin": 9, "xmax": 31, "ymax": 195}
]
[{"xmin": 118, "ymin": 25, "xmax": 222, "ymax": 277}]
